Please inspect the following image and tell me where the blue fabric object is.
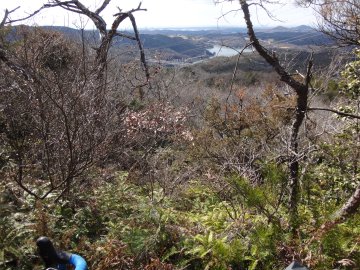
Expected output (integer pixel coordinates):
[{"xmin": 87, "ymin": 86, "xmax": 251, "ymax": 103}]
[
  {"xmin": 69, "ymin": 254, "xmax": 88, "ymax": 270},
  {"xmin": 54, "ymin": 253, "xmax": 87, "ymax": 270}
]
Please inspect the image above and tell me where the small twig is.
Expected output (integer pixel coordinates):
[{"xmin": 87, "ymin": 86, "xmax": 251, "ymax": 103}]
[
  {"xmin": 4, "ymin": 5, "xmax": 46, "ymax": 25},
  {"xmin": 224, "ymin": 42, "xmax": 253, "ymax": 121}
]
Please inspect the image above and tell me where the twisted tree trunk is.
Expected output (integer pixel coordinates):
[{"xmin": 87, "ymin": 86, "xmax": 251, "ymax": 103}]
[{"xmin": 239, "ymin": 0, "xmax": 313, "ymax": 233}]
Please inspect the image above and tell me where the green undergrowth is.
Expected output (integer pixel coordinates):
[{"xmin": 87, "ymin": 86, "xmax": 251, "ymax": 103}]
[
  {"xmin": 1, "ymin": 168, "xmax": 360, "ymax": 269},
  {"xmin": 92, "ymin": 173, "xmax": 286, "ymax": 270}
]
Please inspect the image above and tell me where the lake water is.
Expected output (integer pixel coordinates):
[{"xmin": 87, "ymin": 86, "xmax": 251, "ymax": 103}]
[{"xmin": 207, "ymin": 45, "xmax": 253, "ymax": 57}]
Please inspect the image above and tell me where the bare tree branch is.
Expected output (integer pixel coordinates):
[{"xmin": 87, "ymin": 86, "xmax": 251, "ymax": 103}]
[
  {"xmin": 224, "ymin": 42, "xmax": 254, "ymax": 120},
  {"xmin": 128, "ymin": 13, "xmax": 150, "ymax": 84},
  {"xmin": 309, "ymin": 183, "xmax": 360, "ymax": 243},
  {"xmin": 95, "ymin": 0, "xmax": 111, "ymax": 14},
  {"xmin": 337, "ymin": 184, "xmax": 360, "ymax": 219},
  {"xmin": 94, "ymin": 2, "xmax": 147, "ymax": 79},
  {"xmin": 308, "ymin": 107, "xmax": 360, "ymax": 120},
  {"xmin": 1, "ymin": 7, "xmax": 20, "ymax": 27},
  {"xmin": 49, "ymin": 0, "xmax": 108, "ymax": 37},
  {"xmin": 113, "ymin": 32, "xmax": 137, "ymax": 40}
]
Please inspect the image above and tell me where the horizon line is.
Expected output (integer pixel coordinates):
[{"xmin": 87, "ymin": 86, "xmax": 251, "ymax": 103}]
[{"xmin": 24, "ymin": 24, "xmax": 314, "ymax": 31}]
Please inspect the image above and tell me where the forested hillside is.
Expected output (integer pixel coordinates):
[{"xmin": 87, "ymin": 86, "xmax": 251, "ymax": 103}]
[{"xmin": 0, "ymin": 1, "xmax": 359, "ymax": 270}]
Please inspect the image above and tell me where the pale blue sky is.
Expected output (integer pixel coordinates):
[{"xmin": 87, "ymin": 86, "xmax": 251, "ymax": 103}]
[{"xmin": 1, "ymin": 0, "xmax": 317, "ymax": 29}]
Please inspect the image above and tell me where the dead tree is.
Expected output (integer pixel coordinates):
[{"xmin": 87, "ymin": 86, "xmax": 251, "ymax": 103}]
[
  {"xmin": 2, "ymin": 1, "xmax": 150, "ymax": 88},
  {"xmin": 237, "ymin": 0, "xmax": 314, "ymax": 233},
  {"xmin": 42, "ymin": 1, "xmax": 150, "ymax": 89}
]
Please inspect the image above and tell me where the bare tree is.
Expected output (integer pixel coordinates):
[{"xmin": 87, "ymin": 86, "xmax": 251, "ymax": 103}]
[
  {"xmin": 216, "ymin": 0, "xmax": 314, "ymax": 233},
  {"xmin": 48, "ymin": 1, "xmax": 149, "ymax": 85},
  {"xmin": 1, "ymin": 1, "xmax": 150, "ymax": 90},
  {"xmin": 0, "ymin": 28, "xmax": 112, "ymax": 200},
  {"xmin": 297, "ymin": 0, "xmax": 360, "ymax": 47},
  {"xmin": 230, "ymin": 0, "xmax": 360, "ymax": 236},
  {"xmin": 0, "ymin": 1, "xmax": 151, "ymax": 200}
]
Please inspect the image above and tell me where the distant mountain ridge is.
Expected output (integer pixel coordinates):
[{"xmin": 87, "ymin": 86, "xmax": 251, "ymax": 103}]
[
  {"xmin": 7, "ymin": 25, "xmax": 333, "ymax": 62},
  {"xmin": 265, "ymin": 25, "xmax": 314, "ymax": 33}
]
